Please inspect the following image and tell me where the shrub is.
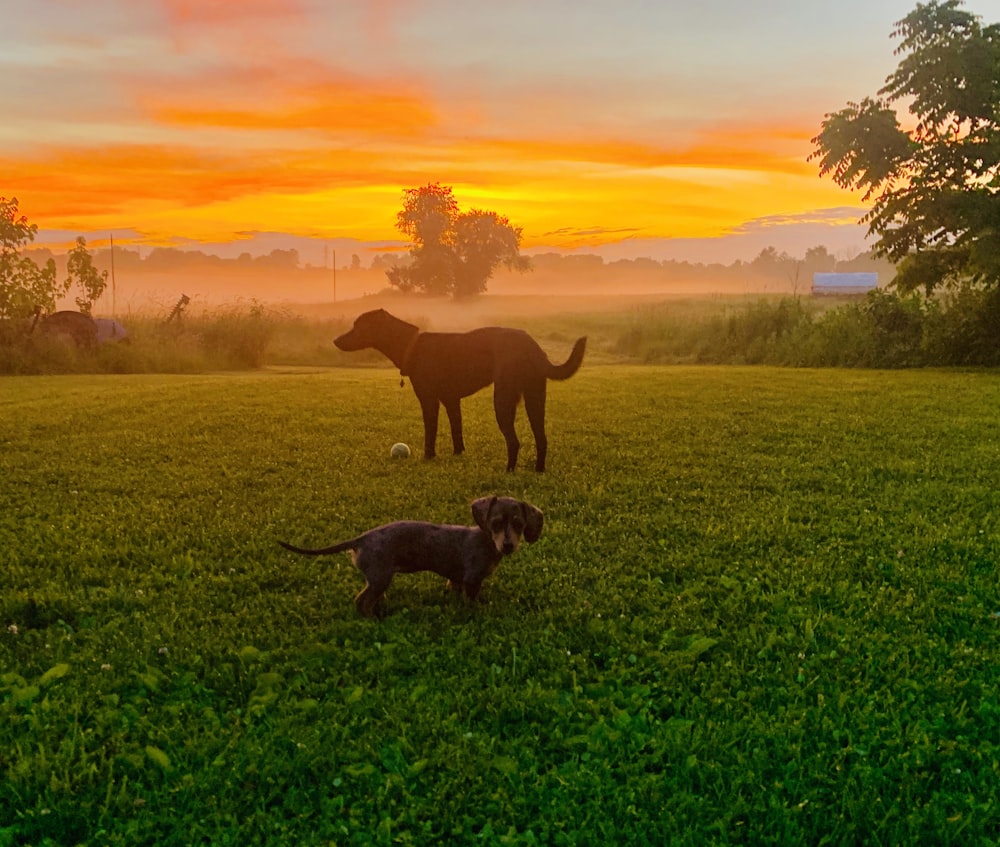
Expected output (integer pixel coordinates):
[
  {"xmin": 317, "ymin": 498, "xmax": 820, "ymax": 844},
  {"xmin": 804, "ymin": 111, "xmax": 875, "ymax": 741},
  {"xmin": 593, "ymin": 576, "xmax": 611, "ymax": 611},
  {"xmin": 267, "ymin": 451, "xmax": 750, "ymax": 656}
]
[
  {"xmin": 862, "ymin": 290, "xmax": 926, "ymax": 367},
  {"xmin": 0, "ymin": 302, "xmax": 288, "ymax": 374},
  {"xmin": 923, "ymin": 284, "xmax": 1000, "ymax": 366},
  {"xmin": 610, "ymin": 289, "xmax": 1000, "ymax": 369},
  {"xmin": 197, "ymin": 301, "xmax": 277, "ymax": 369},
  {"xmin": 719, "ymin": 297, "xmax": 811, "ymax": 364},
  {"xmin": 802, "ymin": 303, "xmax": 878, "ymax": 367}
]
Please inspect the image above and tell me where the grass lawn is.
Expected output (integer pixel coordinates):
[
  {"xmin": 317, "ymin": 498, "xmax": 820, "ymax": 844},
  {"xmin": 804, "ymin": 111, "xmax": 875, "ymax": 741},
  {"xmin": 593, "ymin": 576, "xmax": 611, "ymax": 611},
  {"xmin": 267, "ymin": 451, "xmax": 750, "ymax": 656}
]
[{"xmin": 2, "ymin": 365, "xmax": 1000, "ymax": 845}]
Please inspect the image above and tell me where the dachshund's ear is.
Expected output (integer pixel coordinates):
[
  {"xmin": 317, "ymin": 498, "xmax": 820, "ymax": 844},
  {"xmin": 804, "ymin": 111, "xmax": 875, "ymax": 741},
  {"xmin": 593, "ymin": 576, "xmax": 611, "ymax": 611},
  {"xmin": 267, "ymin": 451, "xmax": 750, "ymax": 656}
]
[
  {"xmin": 471, "ymin": 497, "xmax": 496, "ymax": 532},
  {"xmin": 521, "ymin": 502, "xmax": 544, "ymax": 543}
]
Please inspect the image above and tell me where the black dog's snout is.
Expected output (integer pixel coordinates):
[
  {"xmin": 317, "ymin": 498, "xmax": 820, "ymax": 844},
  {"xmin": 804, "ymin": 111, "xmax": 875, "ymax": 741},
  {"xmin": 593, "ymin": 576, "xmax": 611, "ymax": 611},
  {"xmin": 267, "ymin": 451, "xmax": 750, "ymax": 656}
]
[{"xmin": 501, "ymin": 541, "xmax": 516, "ymax": 555}]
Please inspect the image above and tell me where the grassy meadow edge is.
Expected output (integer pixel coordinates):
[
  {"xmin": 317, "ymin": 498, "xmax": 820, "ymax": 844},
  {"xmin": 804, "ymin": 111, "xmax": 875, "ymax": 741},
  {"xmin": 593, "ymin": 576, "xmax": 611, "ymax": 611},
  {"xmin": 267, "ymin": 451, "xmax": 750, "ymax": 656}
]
[{"xmin": 2, "ymin": 364, "xmax": 1000, "ymax": 845}]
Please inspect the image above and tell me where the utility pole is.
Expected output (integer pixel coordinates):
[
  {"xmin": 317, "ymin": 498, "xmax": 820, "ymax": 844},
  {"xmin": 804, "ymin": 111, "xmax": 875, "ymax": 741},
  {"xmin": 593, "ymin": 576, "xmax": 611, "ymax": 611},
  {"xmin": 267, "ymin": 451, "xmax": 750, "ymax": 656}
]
[{"xmin": 110, "ymin": 233, "xmax": 117, "ymax": 316}]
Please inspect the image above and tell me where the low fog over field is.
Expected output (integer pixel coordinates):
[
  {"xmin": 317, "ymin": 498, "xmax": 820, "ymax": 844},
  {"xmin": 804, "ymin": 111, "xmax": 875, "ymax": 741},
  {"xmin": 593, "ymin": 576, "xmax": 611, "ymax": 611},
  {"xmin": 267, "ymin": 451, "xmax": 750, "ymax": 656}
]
[{"xmin": 27, "ymin": 245, "xmax": 893, "ymax": 325}]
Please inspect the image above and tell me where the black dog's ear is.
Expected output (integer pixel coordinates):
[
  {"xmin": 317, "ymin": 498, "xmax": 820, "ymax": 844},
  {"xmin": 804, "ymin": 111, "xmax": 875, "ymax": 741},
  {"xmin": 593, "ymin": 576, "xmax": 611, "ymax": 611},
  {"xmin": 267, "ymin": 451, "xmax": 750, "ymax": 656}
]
[
  {"xmin": 521, "ymin": 502, "xmax": 544, "ymax": 543},
  {"xmin": 471, "ymin": 496, "xmax": 496, "ymax": 532}
]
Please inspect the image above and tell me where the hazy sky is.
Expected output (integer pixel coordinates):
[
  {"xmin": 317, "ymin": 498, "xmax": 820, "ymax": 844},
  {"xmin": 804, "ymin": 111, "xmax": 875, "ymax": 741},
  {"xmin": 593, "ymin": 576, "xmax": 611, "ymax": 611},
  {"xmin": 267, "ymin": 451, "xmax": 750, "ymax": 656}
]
[{"xmin": 4, "ymin": 0, "xmax": 996, "ymax": 264}]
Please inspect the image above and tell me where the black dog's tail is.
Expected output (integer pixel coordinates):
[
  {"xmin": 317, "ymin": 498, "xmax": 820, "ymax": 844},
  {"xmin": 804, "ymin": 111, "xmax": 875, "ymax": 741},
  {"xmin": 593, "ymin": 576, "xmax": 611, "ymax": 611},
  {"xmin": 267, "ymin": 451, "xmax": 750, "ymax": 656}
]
[
  {"xmin": 278, "ymin": 538, "xmax": 358, "ymax": 557},
  {"xmin": 547, "ymin": 336, "xmax": 587, "ymax": 381}
]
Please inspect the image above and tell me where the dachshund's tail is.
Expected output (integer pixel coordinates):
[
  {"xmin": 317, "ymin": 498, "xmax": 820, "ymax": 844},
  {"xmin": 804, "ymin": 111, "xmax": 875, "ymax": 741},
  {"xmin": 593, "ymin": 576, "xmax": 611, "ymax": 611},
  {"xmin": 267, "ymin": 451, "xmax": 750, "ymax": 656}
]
[{"xmin": 278, "ymin": 538, "xmax": 358, "ymax": 556}]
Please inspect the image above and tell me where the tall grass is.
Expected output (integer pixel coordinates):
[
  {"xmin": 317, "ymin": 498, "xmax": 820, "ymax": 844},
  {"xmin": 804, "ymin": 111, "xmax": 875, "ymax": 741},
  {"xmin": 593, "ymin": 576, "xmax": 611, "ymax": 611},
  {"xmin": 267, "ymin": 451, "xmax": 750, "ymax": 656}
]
[
  {"xmin": 2, "ymin": 287, "xmax": 999, "ymax": 375},
  {"xmin": 613, "ymin": 287, "xmax": 1000, "ymax": 368},
  {"xmin": 0, "ymin": 304, "xmax": 356, "ymax": 375}
]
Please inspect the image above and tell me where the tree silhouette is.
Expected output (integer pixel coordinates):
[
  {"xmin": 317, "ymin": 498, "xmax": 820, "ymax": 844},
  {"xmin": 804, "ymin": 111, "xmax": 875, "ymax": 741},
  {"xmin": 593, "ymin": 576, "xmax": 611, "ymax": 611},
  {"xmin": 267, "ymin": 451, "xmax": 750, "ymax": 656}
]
[
  {"xmin": 811, "ymin": 0, "xmax": 1000, "ymax": 293},
  {"xmin": 0, "ymin": 197, "xmax": 63, "ymax": 319},
  {"xmin": 387, "ymin": 183, "xmax": 531, "ymax": 298}
]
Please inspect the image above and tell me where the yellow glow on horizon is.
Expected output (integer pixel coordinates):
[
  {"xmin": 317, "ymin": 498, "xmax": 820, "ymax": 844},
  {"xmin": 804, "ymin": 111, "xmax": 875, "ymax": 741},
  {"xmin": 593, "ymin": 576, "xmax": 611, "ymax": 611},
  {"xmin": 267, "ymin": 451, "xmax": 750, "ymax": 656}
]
[{"xmin": 6, "ymin": 114, "xmax": 858, "ymax": 253}]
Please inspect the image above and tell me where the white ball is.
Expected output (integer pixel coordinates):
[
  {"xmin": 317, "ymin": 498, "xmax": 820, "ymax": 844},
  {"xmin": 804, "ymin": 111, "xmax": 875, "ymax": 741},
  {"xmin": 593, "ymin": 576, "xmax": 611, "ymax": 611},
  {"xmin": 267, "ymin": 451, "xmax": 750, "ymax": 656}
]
[{"xmin": 390, "ymin": 442, "xmax": 411, "ymax": 459}]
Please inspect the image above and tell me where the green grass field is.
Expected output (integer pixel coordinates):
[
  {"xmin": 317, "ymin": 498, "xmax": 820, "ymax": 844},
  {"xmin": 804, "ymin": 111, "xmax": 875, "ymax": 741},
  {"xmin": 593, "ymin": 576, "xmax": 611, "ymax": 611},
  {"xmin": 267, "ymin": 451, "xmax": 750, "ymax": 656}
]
[{"xmin": 3, "ymin": 365, "xmax": 1000, "ymax": 845}]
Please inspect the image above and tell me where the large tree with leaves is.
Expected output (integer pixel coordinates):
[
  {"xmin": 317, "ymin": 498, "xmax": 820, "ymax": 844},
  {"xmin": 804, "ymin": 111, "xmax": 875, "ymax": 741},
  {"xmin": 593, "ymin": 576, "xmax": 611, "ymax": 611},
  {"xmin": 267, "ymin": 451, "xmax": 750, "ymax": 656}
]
[
  {"xmin": 0, "ymin": 197, "xmax": 64, "ymax": 319},
  {"xmin": 387, "ymin": 183, "xmax": 531, "ymax": 298},
  {"xmin": 811, "ymin": 0, "xmax": 1000, "ymax": 293}
]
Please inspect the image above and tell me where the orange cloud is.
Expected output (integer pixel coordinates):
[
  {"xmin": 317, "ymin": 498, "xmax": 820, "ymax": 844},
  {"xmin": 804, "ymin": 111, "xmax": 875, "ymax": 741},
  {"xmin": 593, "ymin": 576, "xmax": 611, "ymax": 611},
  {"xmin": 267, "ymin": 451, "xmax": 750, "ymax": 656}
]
[
  {"xmin": 4, "ymin": 107, "xmax": 849, "ymax": 249},
  {"xmin": 5, "ymin": 143, "xmax": 403, "ymax": 210},
  {"xmin": 158, "ymin": 0, "xmax": 310, "ymax": 58},
  {"xmin": 148, "ymin": 83, "xmax": 437, "ymax": 136},
  {"xmin": 131, "ymin": 54, "xmax": 438, "ymax": 137},
  {"xmin": 162, "ymin": 0, "xmax": 305, "ymax": 26},
  {"xmin": 462, "ymin": 129, "xmax": 815, "ymax": 178}
]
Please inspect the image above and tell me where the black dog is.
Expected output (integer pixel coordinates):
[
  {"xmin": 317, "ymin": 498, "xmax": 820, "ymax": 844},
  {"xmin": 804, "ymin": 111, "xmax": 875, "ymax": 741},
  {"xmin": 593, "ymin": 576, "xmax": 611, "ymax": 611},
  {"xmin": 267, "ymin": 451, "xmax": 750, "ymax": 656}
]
[{"xmin": 334, "ymin": 309, "xmax": 586, "ymax": 471}]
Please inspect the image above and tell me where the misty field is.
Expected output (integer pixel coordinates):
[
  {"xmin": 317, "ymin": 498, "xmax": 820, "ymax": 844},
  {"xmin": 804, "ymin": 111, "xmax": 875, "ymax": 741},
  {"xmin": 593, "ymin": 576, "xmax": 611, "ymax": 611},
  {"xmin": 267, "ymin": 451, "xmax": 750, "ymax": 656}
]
[{"xmin": 2, "ymin": 365, "xmax": 1000, "ymax": 845}]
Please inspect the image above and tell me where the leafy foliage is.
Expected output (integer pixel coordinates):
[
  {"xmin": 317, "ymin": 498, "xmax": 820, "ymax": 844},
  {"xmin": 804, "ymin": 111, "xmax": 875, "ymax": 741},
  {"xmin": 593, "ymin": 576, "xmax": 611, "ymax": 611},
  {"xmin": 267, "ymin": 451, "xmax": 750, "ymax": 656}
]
[
  {"xmin": 0, "ymin": 196, "xmax": 64, "ymax": 319},
  {"xmin": 811, "ymin": 0, "xmax": 1000, "ymax": 293},
  {"xmin": 2, "ymin": 367, "xmax": 1000, "ymax": 844},
  {"xmin": 66, "ymin": 236, "xmax": 109, "ymax": 314},
  {"xmin": 453, "ymin": 209, "xmax": 532, "ymax": 299},
  {"xmin": 394, "ymin": 181, "xmax": 459, "ymax": 248},
  {"xmin": 611, "ymin": 290, "xmax": 1000, "ymax": 367},
  {"xmin": 387, "ymin": 183, "xmax": 532, "ymax": 298},
  {"xmin": 5, "ymin": 291, "xmax": 1000, "ymax": 374},
  {"xmin": 0, "ymin": 302, "xmax": 300, "ymax": 375}
]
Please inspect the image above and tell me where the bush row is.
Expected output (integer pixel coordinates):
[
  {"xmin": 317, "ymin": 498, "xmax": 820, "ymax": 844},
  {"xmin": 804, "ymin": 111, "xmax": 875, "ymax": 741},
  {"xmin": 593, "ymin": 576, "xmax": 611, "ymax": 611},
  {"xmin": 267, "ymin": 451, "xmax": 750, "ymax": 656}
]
[
  {"xmin": 2, "ymin": 287, "xmax": 999, "ymax": 374},
  {"xmin": 0, "ymin": 303, "xmax": 349, "ymax": 375},
  {"xmin": 616, "ymin": 286, "xmax": 1000, "ymax": 368}
]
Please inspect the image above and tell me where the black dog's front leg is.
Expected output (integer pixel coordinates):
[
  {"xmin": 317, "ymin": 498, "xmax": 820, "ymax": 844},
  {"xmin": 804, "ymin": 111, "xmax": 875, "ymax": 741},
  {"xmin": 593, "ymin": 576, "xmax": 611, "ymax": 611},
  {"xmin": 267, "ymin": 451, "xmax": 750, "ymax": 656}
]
[{"xmin": 418, "ymin": 396, "xmax": 440, "ymax": 459}]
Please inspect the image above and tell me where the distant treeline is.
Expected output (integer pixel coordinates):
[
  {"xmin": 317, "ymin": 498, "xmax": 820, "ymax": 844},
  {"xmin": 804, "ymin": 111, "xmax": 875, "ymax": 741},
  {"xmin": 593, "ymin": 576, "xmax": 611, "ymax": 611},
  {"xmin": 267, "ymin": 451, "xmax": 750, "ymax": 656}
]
[
  {"xmin": 26, "ymin": 246, "xmax": 308, "ymax": 273},
  {"xmin": 386, "ymin": 245, "xmax": 893, "ymax": 290},
  {"xmin": 25, "ymin": 244, "xmax": 894, "ymax": 291},
  {"xmin": 523, "ymin": 247, "xmax": 894, "ymax": 291}
]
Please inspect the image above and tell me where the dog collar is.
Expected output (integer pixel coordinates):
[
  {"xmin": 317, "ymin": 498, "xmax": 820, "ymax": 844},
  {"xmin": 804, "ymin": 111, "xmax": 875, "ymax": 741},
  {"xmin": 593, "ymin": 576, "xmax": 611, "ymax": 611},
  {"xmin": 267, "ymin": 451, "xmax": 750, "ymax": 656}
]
[{"xmin": 399, "ymin": 332, "xmax": 419, "ymax": 378}]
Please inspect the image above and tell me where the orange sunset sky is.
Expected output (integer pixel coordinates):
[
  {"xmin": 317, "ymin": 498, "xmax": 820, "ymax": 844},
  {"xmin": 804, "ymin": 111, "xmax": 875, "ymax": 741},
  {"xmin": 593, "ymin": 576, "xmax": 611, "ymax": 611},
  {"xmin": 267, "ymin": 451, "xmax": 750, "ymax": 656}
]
[{"xmin": 1, "ymin": 0, "xmax": 971, "ymax": 265}]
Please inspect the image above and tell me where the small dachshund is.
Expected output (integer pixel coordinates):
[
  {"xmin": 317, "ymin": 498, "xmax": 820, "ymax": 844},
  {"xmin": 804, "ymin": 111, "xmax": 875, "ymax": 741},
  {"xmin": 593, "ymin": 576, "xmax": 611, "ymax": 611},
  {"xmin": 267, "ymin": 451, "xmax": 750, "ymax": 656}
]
[{"xmin": 278, "ymin": 496, "xmax": 543, "ymax": 618}]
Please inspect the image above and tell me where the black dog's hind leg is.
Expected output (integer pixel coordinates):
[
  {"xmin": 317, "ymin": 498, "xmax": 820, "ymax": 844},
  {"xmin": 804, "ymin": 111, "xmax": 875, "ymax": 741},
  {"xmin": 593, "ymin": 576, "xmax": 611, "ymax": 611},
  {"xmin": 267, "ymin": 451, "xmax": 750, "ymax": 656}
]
[
  {"xmin": 442, "ymin": 396, "xmax": 465, "ymax": 456},
  {"xmin": 523, "ymin": 381, "xmax": 548, "ymax": 472},
  {"xmin": 493, "ymin": 385, "xmax": 521, "ymax": 472}
]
